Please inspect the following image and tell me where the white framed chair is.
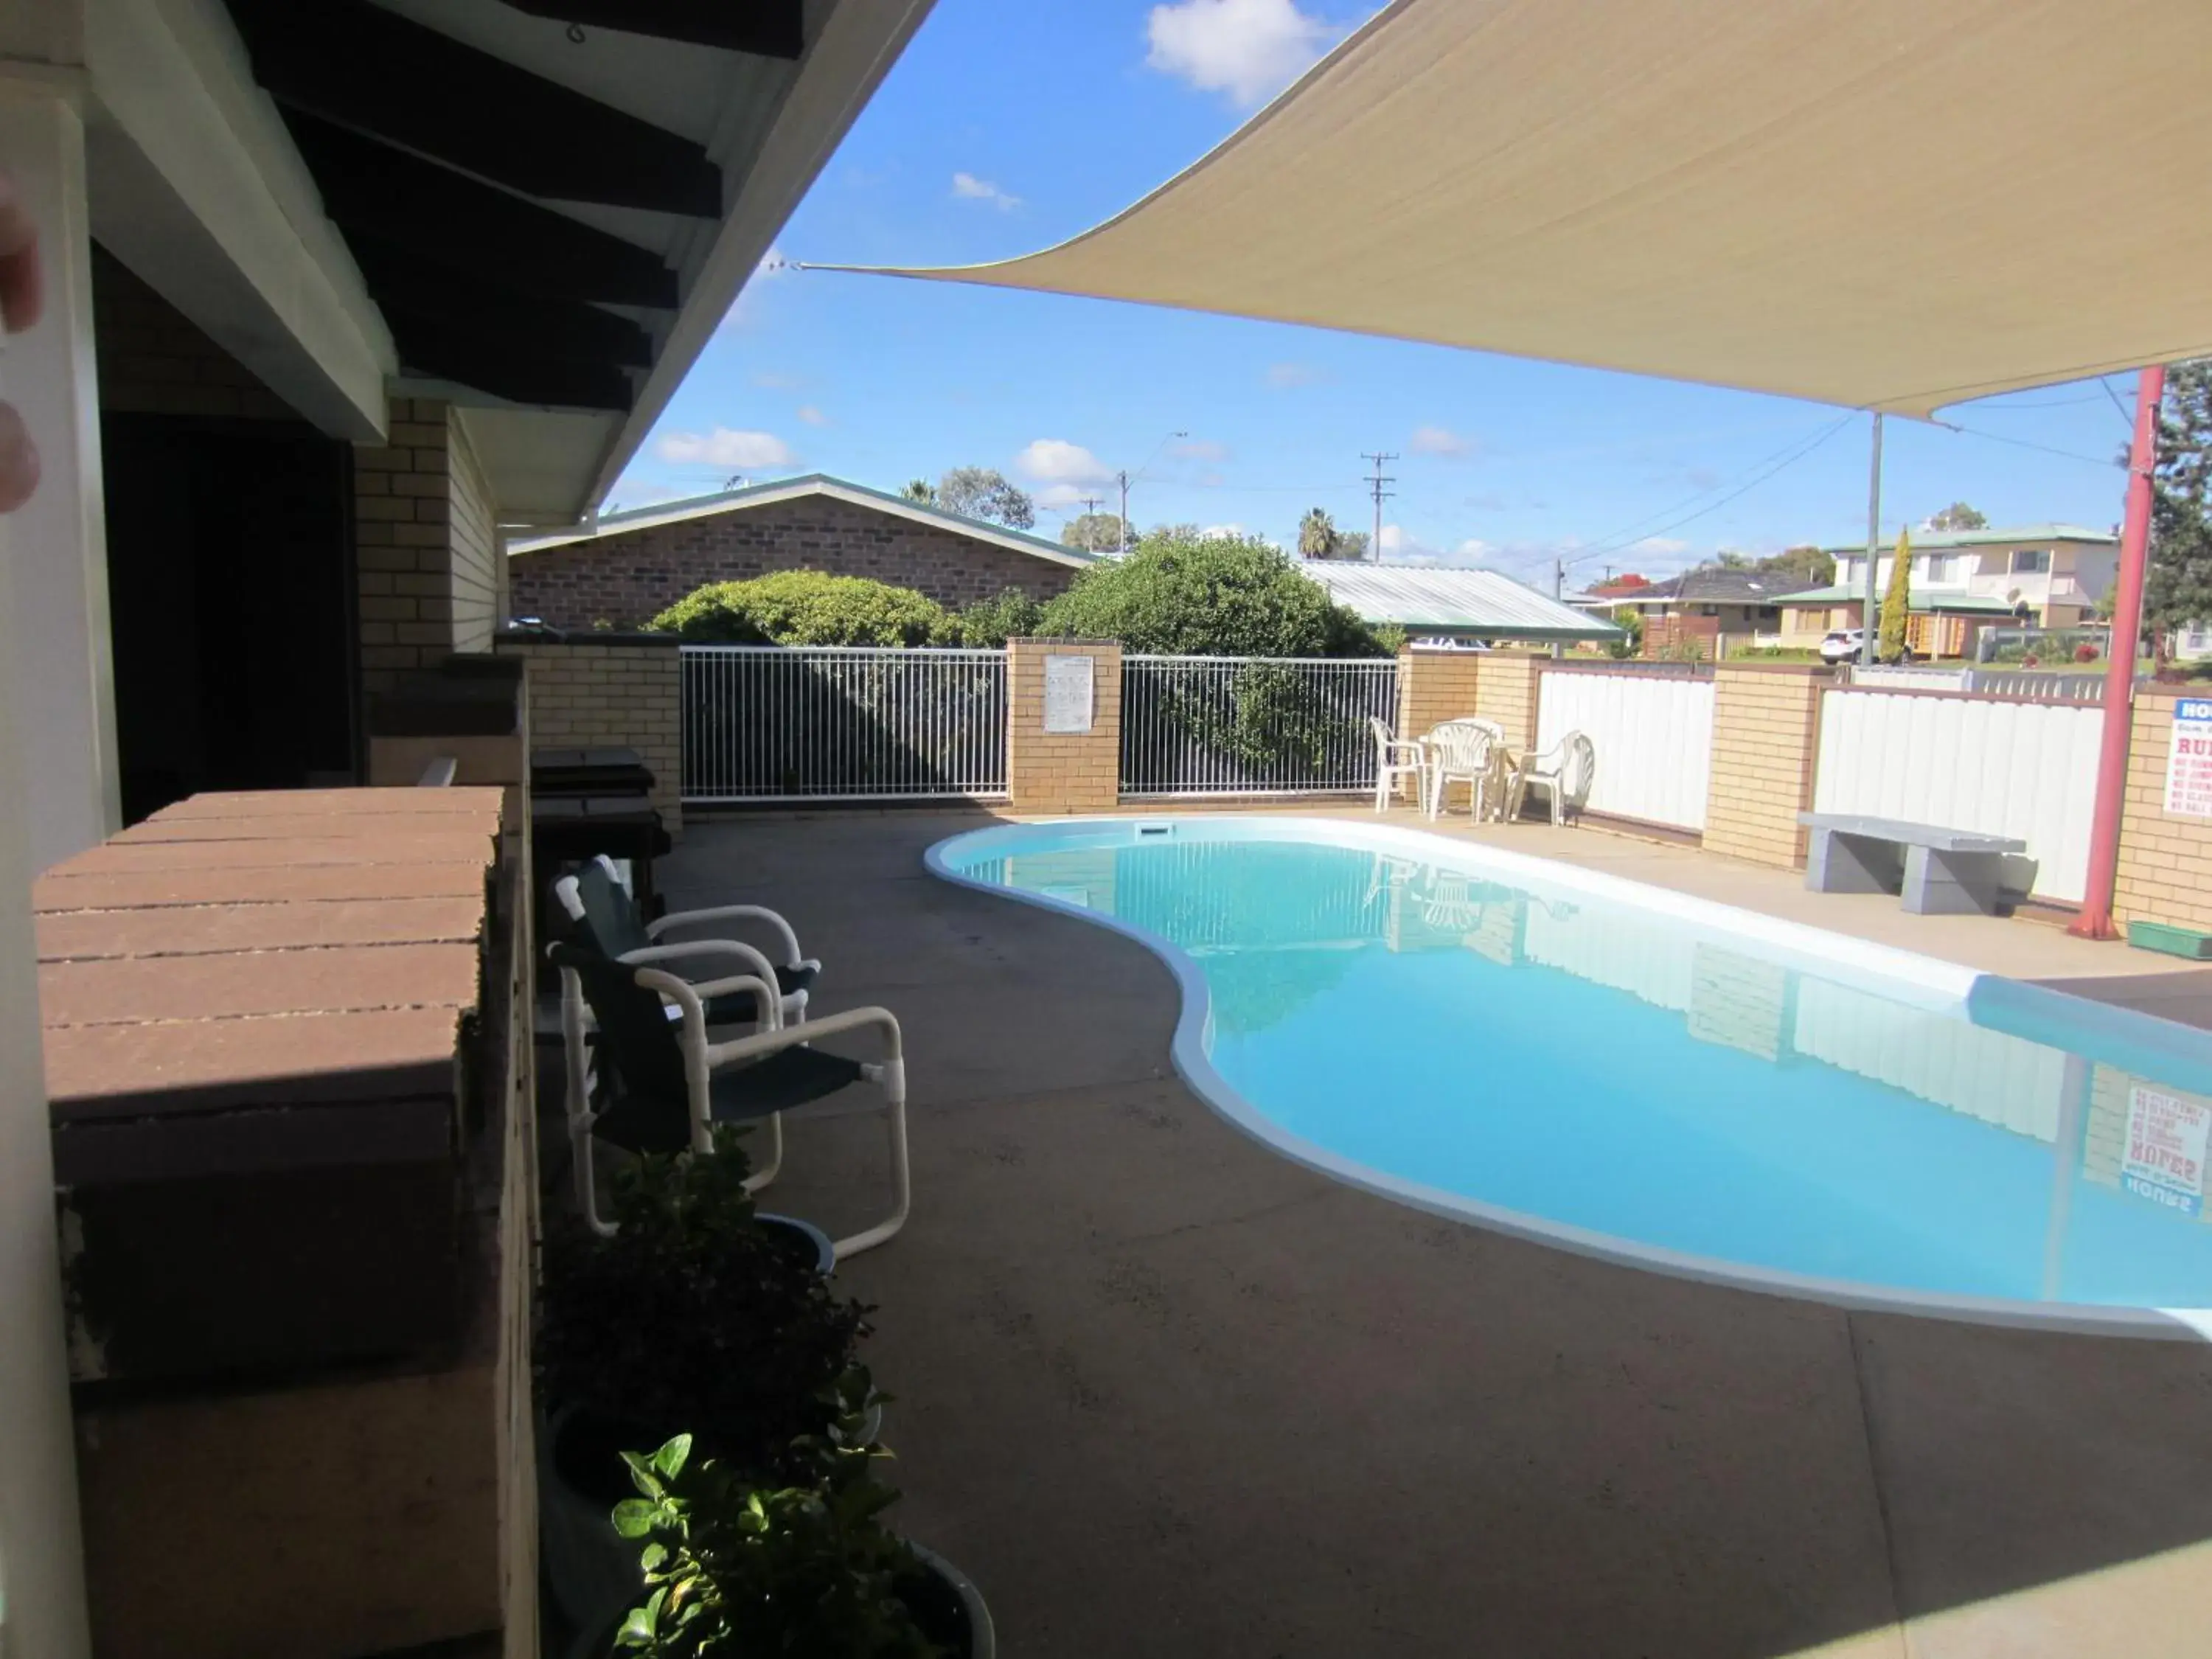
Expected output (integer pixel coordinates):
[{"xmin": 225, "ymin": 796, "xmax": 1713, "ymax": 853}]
[
  {"xmin": 555, "ymin": 855, "xmax": 818, "ymax": 1026},
  {"xmin": 553, "ymin": 942, "xmax": 910, "ymax": 1261},
  {"xmin": 1423, "ymin": 718, "xmax": 1506, "ymax": 820},
  {"xmin": 1509, "ymin": 730, "xmax": 1596, "ymax": 826},
  {"xmin": 1368, "ymin": 717, "xmax": 1427, "ymax": 812}
]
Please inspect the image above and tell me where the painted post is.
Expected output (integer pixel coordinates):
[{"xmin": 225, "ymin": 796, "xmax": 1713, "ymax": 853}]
[{"xmin": 2070, "ymin": 363, "xmax": 2165, "ymax": 940}]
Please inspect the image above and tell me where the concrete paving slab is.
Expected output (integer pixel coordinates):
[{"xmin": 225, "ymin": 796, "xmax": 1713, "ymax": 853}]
[{"xmin": 653, "ymin": 809, "xmax": 2212, "ymax": 1659}]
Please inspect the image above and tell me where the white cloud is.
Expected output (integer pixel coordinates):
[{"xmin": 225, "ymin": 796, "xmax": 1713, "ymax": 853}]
[
  {"xmin": 950, "ymin": 171, "xmax": 1020, "ymax": 210},
  {"xmin": 1265, "ymin": 361, "xmax": 1323, "ymax": 389},
  {"xmin": 1146, "ymin": 0, "xmax": 1335, "ymax": 108},
  {"xmin": 1036, "ymin": 484, "xmax": 1091, "ymax": 512},
  {"xmin": 1172, "ymin": 437, "xmax": 1231, "ymax": 462},
  {"xmin": 1456, "ymin": 538, "xmax": 1493, "ymax": 560},
  {"xmin": 1409, "ymin": 424, "xmax": 1475, "ymax": 459},
  {"xmin": 1200, "ymin": 523, "xmax": 1246, "ymax": 540},
  {"xmin": 655, "ymin": 428, "xmax": 797, "ymax": 470},
  {"xmin": 753, "ymin": 370, "xmax": 803, "ymax": 390},
  {"xmin": 1015, "ymin": 438, "xmax": 1113, "ymax": 486},
  {"xmin": 1632, "ymin": 536, "xmax": 1691, "ymax": 554},
  {"xmin": 796, "ymin": 405, "xmax": 830, "ymax": 426}
]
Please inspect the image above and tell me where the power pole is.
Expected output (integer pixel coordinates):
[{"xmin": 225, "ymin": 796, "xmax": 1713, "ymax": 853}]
[
  {"xmin": 1861, "ymin": 412, "xmax": 1883, "ymax": 669},
  {"xmin": 1116, "ymin": 470, "xmax": 1130, "ymax": 554},
  {"xmin": 1362, "ymin": 451, "xmax": 1397, "ymax": 562}
]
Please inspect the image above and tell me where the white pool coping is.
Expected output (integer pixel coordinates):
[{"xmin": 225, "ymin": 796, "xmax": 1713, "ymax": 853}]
[{"xmin": 926, "ymin": 815, "xmax": 2212, "ymax": 1343}]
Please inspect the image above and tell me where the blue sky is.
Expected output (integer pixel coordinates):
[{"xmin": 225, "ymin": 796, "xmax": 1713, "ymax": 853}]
[{"xmin": 613, "ymin": 0, "xmax": 2141, "ymax": 587}]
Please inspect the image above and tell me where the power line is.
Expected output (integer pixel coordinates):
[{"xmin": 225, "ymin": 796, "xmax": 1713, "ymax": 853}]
[
  {"xmin": 1361, "ymin": 451, "xmax": 1397, "ymax": 563},
  {"xmin": 1933, "ymin": 420, "xmax": 2120, "ymax": 470}
]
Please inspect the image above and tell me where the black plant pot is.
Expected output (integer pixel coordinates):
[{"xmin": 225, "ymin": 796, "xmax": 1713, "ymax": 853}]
[
  {"xmin": 538, "ymin": 1211, "xmax": 840, "ymax": 1629},
  {"xmin": 565, "ymin": 1545, "xmax": 992, "ymax": 1659}
]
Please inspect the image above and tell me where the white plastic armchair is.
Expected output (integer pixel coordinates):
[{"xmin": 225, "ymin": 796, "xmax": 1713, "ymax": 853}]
[
  {"xmin": 1368, "ymin": 717, "xmax": 1427, "ymax": 812},
  {"xmin": 1423, "ymin": 718, "xmax": 1505, "ymax": 820},
  {"xmin": 1510, "ymin": 730, "xmax": 1597, "ymax": 826},
  {"xmin": 557, "ymin": 855, "xmax": 819, "ymax": 1025}
]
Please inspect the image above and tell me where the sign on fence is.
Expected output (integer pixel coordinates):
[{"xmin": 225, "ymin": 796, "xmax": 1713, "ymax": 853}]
[
  {"xmin": 1043, "ymin": 654, "xmax": 1095, "ymax": 734},
  {"xmin": 2166, "ymin": 698, "xmax": 2212, "ymax": 819},
  {"xmin": 2123, "ymin": 1082, "xmax": 2211, "ymax": 1216}
]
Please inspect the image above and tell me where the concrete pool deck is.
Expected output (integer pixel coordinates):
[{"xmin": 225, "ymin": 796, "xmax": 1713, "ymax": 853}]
[{"xmin": 657, "ymin": 806, "xmax": 2212, "ymax": 1658}]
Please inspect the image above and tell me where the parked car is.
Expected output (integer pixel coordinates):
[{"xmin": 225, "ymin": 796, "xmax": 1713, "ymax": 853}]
[{"xmin": 1818, "ymin": 628, "xmax": 1864, "ymax": 664}]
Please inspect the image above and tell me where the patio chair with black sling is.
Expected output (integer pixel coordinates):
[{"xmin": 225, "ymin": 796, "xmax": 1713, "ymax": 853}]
[{"xmin": 551, "ymin": 942, "xmax": 911, "ymax": 1262}]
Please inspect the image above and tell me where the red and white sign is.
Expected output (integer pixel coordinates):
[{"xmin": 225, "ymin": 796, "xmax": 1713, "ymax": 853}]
[
  {"xmin": 2123, "ymin": 1084, "xmax": 2212, "ymax": 1216},
  {"xmin": 2166, "ymin": 698, "xmax": 2212, "ymax": 819}
]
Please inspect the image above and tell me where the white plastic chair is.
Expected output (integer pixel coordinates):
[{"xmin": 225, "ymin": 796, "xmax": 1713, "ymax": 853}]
[
  {"xmin": 1423, "ymin": 718, "xmax": 1505, "ymax": 820},
  {"xmin": 1510, "ymin": 731, "xmax": 1597, "ymax": 825},
  {"xmin": 1368, "ymin": 717, "xmax": 1427, "ymax": 812}
]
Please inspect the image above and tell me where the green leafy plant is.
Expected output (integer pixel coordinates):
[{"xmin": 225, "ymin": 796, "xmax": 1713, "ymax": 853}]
[
  {"xmin": 611, "ymin": 1371, "xmax": 951, "ymax": 1658},
  {"xmin": 1037, "ymin": 531, "xmax": 1394, "ymax": 658},
  {"xmin": 651, "ymin": 571, "xmax": 959, "ymax": 647},
  {"xmin": 955, "ymin": 586, "xmax": 1044, "ymax": 647},
  {"xmin": 538, "ymin": 1130, "xmax": 872, "ymax": 1499}
]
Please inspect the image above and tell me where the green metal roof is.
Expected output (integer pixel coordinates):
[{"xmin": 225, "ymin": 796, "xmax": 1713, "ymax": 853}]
[{"xmin": 1817, "ymin": 523, "xmax": 2114, "ymax": 554}]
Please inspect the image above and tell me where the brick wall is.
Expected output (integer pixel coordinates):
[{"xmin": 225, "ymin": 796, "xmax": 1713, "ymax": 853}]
[
  {"xmin": 91, "ymin": 246, "xmax": 297, "ymax": 422},
  {"xmin": 1006, "ymin": 638, "xmax": 1121, "ymax": 814},
  {"xmin": 356, "ymin": 401, "xmax": 512, "ymax": 694},
  {"xmin": 494, "ymin": 637, "xmax": 683, "ymax": 835},
  {"xmin": 1704, "ymin": 664, "xmax": 1826, "ymax": 866},
  {"xmin": 1472, "ymin": 652, "xmax": 1543, "ymax": 748},
  {"xmin": 508, "ymin": 493, "xmax": 1086, "ymax": 629},
  {"xmin": 2113, "ymin": 689, "xmax": 2212, "ymax": 934},
  {"xmin": 1395, "ymin": 649, "xmax": 1481, "ymax": 805}
]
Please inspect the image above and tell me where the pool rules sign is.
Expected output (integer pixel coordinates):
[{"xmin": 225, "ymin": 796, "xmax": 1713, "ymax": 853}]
[{"xmin": 2166, "ymin": 698, "xmax": 2212, "ymax": 818}]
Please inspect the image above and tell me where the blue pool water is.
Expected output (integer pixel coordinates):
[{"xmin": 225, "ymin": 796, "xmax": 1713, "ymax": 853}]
[{"xmin": 933, "ymin": 819, "xmax": 2212, "ymax": 1327}]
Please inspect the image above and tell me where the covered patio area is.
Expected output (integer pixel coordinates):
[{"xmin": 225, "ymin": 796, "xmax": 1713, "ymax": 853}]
[{"xmin": 658, "ymin": 804, "xmax": 2212, "ymax": 1659}]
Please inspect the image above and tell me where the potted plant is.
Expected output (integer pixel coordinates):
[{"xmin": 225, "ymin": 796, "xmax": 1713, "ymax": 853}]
[
  {"xmin": 538, "ymin": 1130, "xmax": 874, "ymax": 1628},
  {"xmin": 591, "ymin": 1372, "xmax": 993, "ymax": 1658}
]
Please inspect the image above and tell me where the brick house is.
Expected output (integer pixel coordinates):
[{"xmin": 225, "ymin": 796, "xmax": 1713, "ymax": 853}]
[{"xmin": 507, "ymin": 474, "xmax": 1100, "ymax": 629}]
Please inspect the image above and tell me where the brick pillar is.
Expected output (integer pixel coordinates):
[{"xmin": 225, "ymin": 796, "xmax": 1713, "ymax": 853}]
[
  {"xmin": 494, "ymin": 637, "xmax": 683, "ymax": 836},
  {"xmin": 1394, "ymin": 648, "xmax": 1482, "ymax": 804},
  {"xmin": 1472, "ymin": 651, "xmax": 1544, "ymax": 748},
  {"xmin": 1705, "ymin": 664, "xmax": 1827, "ymax": 867},
  {"xmin": 2113, "ymin": 689, "xmax": 2212, "ymax": 934},
  {"xmin": 1006, "ymin": 638, "xmax": 1121, "ymax": 813}
]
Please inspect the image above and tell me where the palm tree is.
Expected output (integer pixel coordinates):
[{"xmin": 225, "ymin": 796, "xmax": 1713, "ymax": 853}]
[{"xmin": 1298, "ymin": 507, "xmax": 1336, "ymax": 559}]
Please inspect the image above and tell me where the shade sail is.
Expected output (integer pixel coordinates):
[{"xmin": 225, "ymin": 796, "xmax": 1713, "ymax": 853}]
[{"xmin": 832, "ymin": 0, "xmax": 2212, "ymax": 416}]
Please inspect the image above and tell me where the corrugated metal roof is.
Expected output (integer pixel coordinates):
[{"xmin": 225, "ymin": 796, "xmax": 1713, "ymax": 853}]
[
  {"xmin": 1302, "ymin": 563, "xmax": 1621, "ymax": 640},
  {"xmin": 1777, "ymin": 584, "xmax": 2020, "ymax": 614},
  {"xmin": 1817, "ymin": 523, "xmax": 2115, "ymax": 554}
]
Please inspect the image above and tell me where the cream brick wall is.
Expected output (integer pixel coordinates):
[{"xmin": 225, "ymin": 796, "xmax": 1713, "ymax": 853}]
[
  {"xmin": 1006, "ymin": 639, "xmax": 1121, "ymax": 813},
  {"xmin": 2114, "ymin": 690, "xmax": 2212, "ymax": 934},
  {"xmin": 1396, "ymin": 650, "xmax": 1482, "ymax": 805},
  {"xmin": 495, "ymin": 639, "xmax": 683, "ymax": 836},
  {"xmin": 1472, "ymin": 652, "xmax": 1543, "ymax": 748},
  {"xmin": 1705, "ymin": 664, "xmax": 1826, "ymax": 867},
  {"xmin": 357, "ymin": 400, "xmax": 510, "ymax": 691}
]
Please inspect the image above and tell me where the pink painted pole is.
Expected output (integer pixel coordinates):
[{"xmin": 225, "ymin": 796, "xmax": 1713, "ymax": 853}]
[{"xmin": 2070, "ymin": 362, "xmax": 2165, "ymax": 940}]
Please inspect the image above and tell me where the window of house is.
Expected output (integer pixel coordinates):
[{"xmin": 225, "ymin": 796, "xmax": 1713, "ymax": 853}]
[{"xmin": 2012, "ymin": 549, "xmax": 2051, "ymax": 574}]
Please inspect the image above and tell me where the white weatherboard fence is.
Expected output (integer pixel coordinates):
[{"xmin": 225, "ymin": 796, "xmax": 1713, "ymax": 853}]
[
  {"xmin": 1811, "ymin": 689, "xmax": 2102, "ymax": 902},
  {"xmin": 1535, "ymin": 669, "xmax": 1714, "ymax": 832},
  {"xmin": 1120, "ymin": 655, "xmax": 1399, "ymax": 796},
  {"xmin": 681, "ymin": 644, "xmax": 1008, "ymax": 802}
]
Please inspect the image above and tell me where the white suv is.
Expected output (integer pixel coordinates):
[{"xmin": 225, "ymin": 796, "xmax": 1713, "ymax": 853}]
[{"xmin": 1819, "ymin": 628, "xmax": 1865, "ymax": 664}]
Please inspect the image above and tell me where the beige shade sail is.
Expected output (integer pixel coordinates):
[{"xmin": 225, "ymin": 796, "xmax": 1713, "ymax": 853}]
[{"xmin": 829, "ymin": 0, "xmax": 2212, "ymax": 416}]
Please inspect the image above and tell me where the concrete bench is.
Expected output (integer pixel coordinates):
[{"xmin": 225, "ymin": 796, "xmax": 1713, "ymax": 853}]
[{"xmin": 1796, "ymin": 812, "xmax": 2033, "ymax": 917}]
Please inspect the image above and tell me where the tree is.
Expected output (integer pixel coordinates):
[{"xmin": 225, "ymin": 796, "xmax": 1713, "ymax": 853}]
[
  {"xmin": 899, "ymin": 478, "xmax": 937, "ymax": 506},
  {"xmin": 1758, "ymin": 545, "xmax": 1836, "ymax": 585},
  {"xmin": 1879, "ymin": 526, "xmax": 1913, "ymax": 660},
  {"xmin": 1925, "ymin": 502, "xmax": 1989, "ymax": 531},
  {"xmin": 955, "ymin": 587, "xmax": 1043, "ymax": 647},
  {"xmin": 1296, "ymin": 506, "xmax": 1367, "ymax": 560},
  {"xmin": 650, "ymin": 570, "xmax": 957, "ymax": 647},
  {"xmin": 2146, "ymin": 358, "xmax": 2212, "ymax": 654},
  {"xmin": 1039, "ymin": 530, "xmax": 1394, "ymax": 656},
  {"xmin": 936, "ymin": 466, "xmax": 1035, "ymax": 529},
  {"xmin": 1062, "ymin": 511, "xmax": 1133, "ymax": 553}
]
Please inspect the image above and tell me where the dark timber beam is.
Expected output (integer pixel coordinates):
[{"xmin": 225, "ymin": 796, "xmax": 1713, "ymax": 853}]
[
  {"xmin": 386, "ymin": 309, "xmax": 635, "ymax": 411},
  {"xmin": 225, "ymin": 0, "xmax": 722, "ymax": 216},
  {"xmin": 286, "ymin": 112, "xmax": 678, "ymax": 311},
  {"xmin": 495, "ymin": 0, "xmax": 802, "ymax": 57},
  {"xmin": 348, "ymin": 239, "xmax": 653, "ymax": 369}
]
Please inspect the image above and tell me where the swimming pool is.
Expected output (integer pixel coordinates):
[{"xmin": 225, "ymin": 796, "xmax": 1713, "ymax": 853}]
[{"xmin": 929, "ymin": 818, "xmax": 2212, "ymax": 1337}]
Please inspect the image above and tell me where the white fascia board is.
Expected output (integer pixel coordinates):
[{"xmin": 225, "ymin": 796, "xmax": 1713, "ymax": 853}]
[
  {"xmin": 80, "ymin": 0, "xmax": 394, "ymax": 440},
  {"xmin": 582, "ymin": 0, "xmax": 937, "ymax": 507}
]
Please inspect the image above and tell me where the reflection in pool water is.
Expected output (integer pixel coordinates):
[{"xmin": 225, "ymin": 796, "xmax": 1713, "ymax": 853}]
[{"xmin": 943, "ymin": 827, "xmax": 2212, "ymax": 1320}]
